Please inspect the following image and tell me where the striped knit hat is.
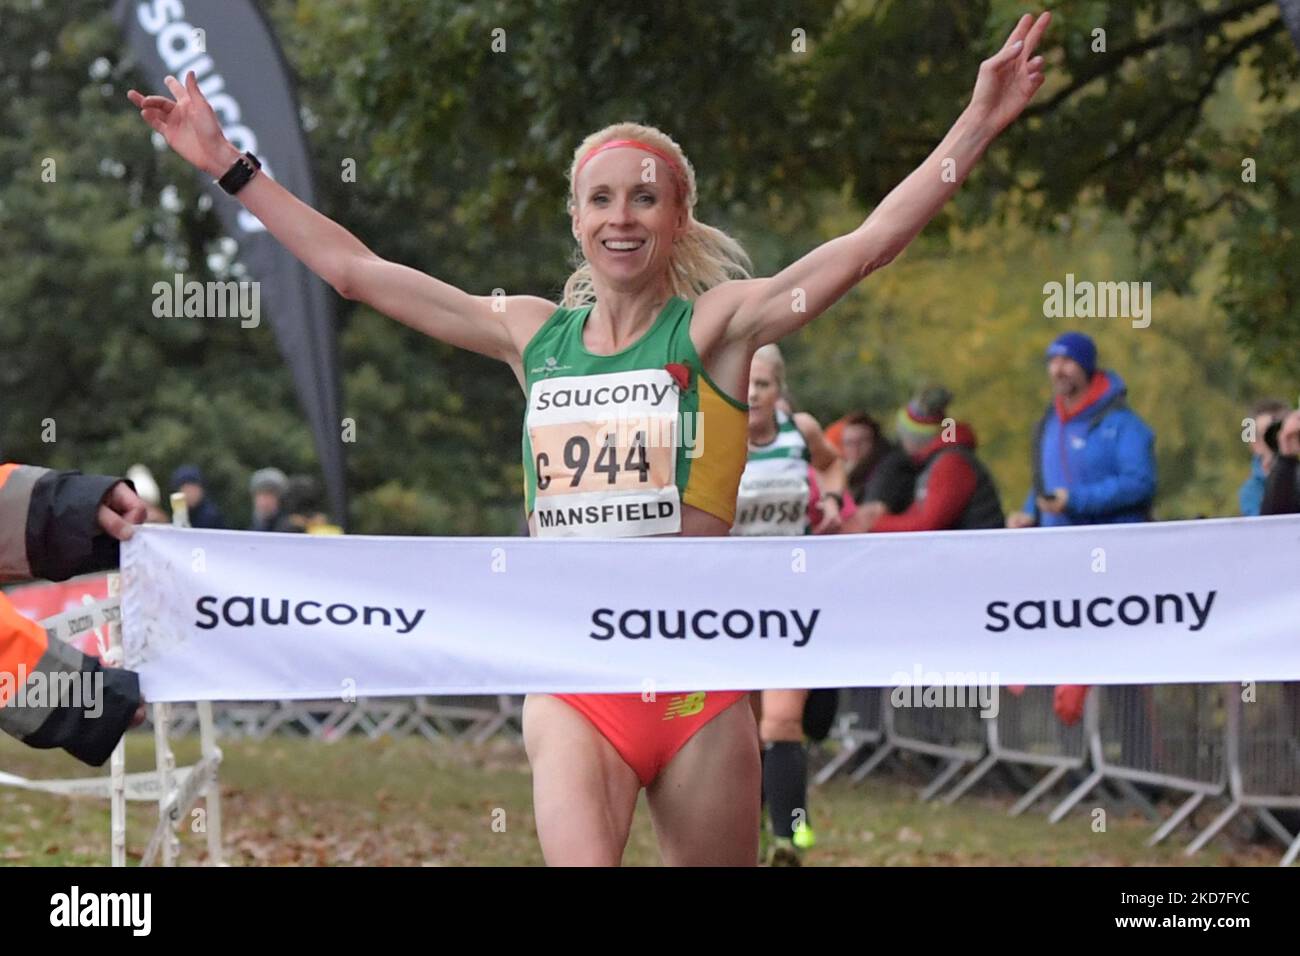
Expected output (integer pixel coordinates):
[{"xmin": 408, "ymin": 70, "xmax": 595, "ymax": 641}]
[{"xmin": 896, "ymin": 384, "xmax": 953, "ymax": 441}]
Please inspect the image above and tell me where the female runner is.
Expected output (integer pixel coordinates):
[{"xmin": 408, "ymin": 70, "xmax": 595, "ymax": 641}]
[
  {"xmin": 128, "ymin": 11, "xmax": 1050, "ymax": 865},
  {"xmin": 733, "ymin": 343, "xmax": 845, "ymax": 864}
]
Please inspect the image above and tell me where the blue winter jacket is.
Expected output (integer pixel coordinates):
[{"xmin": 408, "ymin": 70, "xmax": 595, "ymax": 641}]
[
  {"xmin": 1237, "ymin": 454, "xmax": 1267, "ymax": 516},
  {"xmin": 1022, "ymin": 370, "xmax": 1156, "ymax": 527}
]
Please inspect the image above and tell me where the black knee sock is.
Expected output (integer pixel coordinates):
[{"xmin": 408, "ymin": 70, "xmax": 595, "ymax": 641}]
[{"xmin": 762, "ymin": 741, "xmax": 808, "ymax": 839}]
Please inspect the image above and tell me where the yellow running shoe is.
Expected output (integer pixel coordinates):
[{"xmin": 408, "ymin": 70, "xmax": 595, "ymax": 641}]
[{"xmin": 792, "ymin": 821, "xmax": 816, "ymax": 850}]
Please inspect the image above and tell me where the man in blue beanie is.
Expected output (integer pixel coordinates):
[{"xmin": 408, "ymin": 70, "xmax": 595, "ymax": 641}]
[
  {"xmin": 1007, "ymin": 332, "xmax": 1156, "ymax": 529},
  {"xmin": 1007, "ymin": 333, "xmax": 1158, "ymax": 730}
]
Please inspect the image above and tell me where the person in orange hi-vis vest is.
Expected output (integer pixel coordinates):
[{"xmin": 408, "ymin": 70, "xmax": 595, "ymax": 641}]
[{"xmin": 0, "ymin": 463, "xmax": 147, "ymax": 765}]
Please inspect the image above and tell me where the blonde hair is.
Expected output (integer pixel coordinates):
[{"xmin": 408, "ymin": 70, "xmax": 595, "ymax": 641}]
[
  {"xmin": 752, "ymin": 342, "xmax": 796, "ymax": 412},
  {"xmin": 752, "ymin": 343, "xmax": 786, "ymax": 390},
  {"xmin": 562, "ymin": 122, "xmax": 752, "ymax": 308}
]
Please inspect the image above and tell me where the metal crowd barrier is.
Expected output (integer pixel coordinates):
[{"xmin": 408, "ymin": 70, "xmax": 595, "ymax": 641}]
[
  {"xmin": 179, "ymin": 680, "xmax": 1289, "ymax": 863},
  {"xmin": 812, "ymin": 682, "xmax": 1296, "ymax": 864},
  {"xmin": 1048, "ymin": 685, "xmax": 1225, "ymax": 844},
  {"xmin": 846, "ymin": 687, "xmax": 986, "ymax": 801},
  {"xmin": 142, "ymin": 695, "xmax": 524, "ymax": 744},
  {"xmin": 812, "ymin": 687, "xmax": 885, "ymax": 786},
  {"xmin": 942, "ymin": 685, "xmax": 1087, "ymax": 813},
  {"xmin": 1186, "ymin": 682, "xmax": 1300, "ymax": 863}
]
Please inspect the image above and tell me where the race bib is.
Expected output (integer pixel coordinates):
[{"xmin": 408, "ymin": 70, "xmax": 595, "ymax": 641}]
[
  {"xmin": 527, "ymin": 369, "xmax": 681, "ymax": 538},
  {"xmin": 732, "ymin": 471, "xmax": 809, "ymax": 536}
]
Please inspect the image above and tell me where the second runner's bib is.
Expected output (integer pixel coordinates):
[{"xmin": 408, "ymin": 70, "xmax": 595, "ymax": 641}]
[{"xmin": 732, "ymin": 408, "xmax": 811, "ymax": 536}]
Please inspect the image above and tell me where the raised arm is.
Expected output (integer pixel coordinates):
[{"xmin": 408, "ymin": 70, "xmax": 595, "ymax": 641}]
[
  {"xmin": 128, "ymin": 74, "xmax": 553, "ymax": 369},
  {"xmin": 716, "ymin": 12, "xmax": 1051, "ymax": 348},
  {"xmin": 795, "ymin": 412, "xmax": 847, "ymax": 534}
]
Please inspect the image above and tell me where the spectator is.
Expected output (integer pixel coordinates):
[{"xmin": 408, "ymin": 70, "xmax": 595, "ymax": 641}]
[
  {"xmin": 1258, "ymin": 406, "xmax": 1300, "ymax": 838},
  {"xmin": 1242, "ymin": 399, "xmax": 1291, "ymax": 515},
  {"xmin": 249, "ymin": 467, "xmax": 294, "ymax": 532},
  {"xmin": 1261, "ymin": 409, "xmax": 1300, "ymax": 515},
  {"xmin": 1005, "ymin": 332, "xmax": 1156, "ymax": 733},
  {"xmin": 1006, "ymin": 331, "xmax": 1156, "ymax": 528},
  {"xmin": 848, "ymin": 385, "xmax": 1004, "ymax": 533},
  {"xmin": 839, "ymin": 410, "xmax": 916, "ymax": 513},
  {"xmin": 169, "ymin": 464, "xmax": 226, "ymax": 529}
]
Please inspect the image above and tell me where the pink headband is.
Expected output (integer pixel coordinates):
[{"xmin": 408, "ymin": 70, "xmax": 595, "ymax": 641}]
[{"xmin": 574, "ymin": 138, "xmax": 686, "ymax": 198}]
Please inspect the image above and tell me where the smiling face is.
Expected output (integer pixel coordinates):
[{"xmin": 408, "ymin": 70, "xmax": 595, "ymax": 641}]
[{"xmin": 571, "ymin": 147, "xmax": 686, "ymax": 293}]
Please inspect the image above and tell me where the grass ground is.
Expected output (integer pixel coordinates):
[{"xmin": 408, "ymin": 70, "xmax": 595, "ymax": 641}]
[{"xmin": 0, "ymin": 733, "xmax": 1282, "ymax": 866}]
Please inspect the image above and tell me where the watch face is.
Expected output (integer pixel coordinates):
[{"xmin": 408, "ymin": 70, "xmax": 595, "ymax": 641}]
[{"xmin": 218, "ymin": 156, "xmax": 258, "ymax": 194}]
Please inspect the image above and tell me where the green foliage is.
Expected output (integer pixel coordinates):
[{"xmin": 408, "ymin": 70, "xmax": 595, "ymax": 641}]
[
  {"xmin": 0, "ymin": 1, "xmax": 315, "ymax": 527},
  {"xmin": 785, "ymin": 208, "xmax": 1292, "ymax": 519},
  {"xmin": 985, "ymin": 0, "xmax": 1299, "ymax": 363}
]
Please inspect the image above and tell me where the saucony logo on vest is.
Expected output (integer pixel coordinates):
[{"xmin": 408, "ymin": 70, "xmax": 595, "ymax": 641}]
[{"xmin": 533, "ymin": 382, "xmax": 675, "ymax": 411}]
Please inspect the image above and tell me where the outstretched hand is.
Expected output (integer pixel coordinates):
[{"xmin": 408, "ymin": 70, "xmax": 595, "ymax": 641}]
[
  {"xmin": 98, "ymin": 481, "xmax": 149, "ymax": 542},
  {"xmin": 968, "ymin": 12, "xmax": 1052, "ymax": 134},
  {"xmin": 127, "ymin": 71, "xmax": 238, "ymax": 178}
]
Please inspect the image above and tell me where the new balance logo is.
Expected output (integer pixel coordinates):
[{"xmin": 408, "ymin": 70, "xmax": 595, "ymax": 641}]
[{"xmin": 663, "ymin": 692, "xmax": 706, "ymax": 720}]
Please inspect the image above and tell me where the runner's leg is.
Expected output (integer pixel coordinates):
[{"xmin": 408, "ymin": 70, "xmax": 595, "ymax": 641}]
[
  {"xmin": 645, "ymin": 696, "xmax": 760, "ymax": 866},
  {"xmin": 760, "ymin": 688, "xmax": 811, "ymax": 840},
  {"xmin": 523, "ymin": 693, "xmax": 641, "ymax": 866}
]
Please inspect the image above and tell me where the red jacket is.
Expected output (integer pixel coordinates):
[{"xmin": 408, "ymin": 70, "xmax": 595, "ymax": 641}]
[{"xmin": 871, "ymin": 423, "xmax": 988, "ymax": 532}]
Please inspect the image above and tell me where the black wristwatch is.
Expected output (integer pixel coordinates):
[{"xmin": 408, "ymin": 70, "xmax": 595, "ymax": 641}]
[{"xmin": 217, "ymin": 151, "xmax": 262, "ymax": 195}]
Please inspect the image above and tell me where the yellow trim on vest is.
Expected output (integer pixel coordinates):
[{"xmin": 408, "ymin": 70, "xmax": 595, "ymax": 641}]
[{"xmin": 681, "ymin": 374, "xmax": 747, "ymax": 525}]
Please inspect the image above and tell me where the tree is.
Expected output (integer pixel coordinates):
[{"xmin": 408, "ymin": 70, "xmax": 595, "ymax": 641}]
[
  {"xmin": 281, "ymin": 0, "xmax": 1299, "ymax": 378},
  {"xmin": 985, "ymin": 0, "xmax": 1298, "ymax": 376},
  {"xmin": 0, "ymin": 2, "xmax": 315, "ymax": 525}
]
